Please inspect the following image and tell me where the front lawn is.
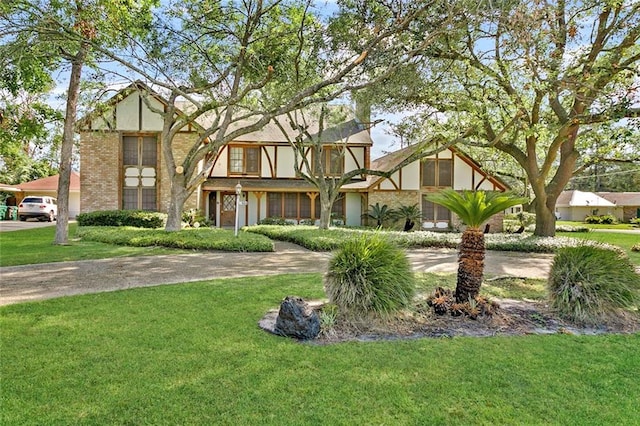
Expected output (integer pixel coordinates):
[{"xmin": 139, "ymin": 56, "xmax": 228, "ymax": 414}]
[
  {"xmin": 0, "ymin": 224, "xmax": 189, "ymax": 267},
  {"xmin": 557, "ymin": 231, "xmax": 640, "ymax": 266},
  {"xmin": 557, "ymin": 220, "xmax": 638, "ymax": 231},
  {"xmin": 0, "ymin": 225, "xmax": 273, "ymax": 267},
  {"xmin": 2, "ymin": 274, "xmax": 638, "ymax": 424}
]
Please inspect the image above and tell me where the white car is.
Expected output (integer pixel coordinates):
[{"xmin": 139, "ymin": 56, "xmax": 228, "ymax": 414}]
[{"xmin": 18, "ymin": 196, "xmax": 57, "ymax": 222}]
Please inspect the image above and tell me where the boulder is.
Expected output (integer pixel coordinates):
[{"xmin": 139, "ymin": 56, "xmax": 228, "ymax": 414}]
[{"xmin": 274, "ymin": 296, "xmax": 320, "ymax": 340}]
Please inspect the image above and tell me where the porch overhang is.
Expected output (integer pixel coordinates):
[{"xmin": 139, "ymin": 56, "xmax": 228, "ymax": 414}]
[{"xmin": 202, "ymin": 178, "xmax": 368, "ymax": 193}]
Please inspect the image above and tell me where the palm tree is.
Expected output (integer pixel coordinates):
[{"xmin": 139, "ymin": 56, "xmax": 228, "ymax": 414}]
[
  {"xmin": 392, "ymin": 204, "xmax": 422, "ymax": 231},
  {"xmin": 427, "ymin": 190, "xmax": 527, "ymax": 302},
  {"xmin": 362, "ymin": 203, "xmax": 395, "ymax": 227}
]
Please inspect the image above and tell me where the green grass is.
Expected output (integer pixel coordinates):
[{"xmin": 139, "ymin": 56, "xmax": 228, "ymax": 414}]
[
  {"xmin": 0, "ymin": 224, "xmax": 190, "ymax": 267},
  {"xmin": 557, "ymin": 231, "xmax": 640, "ymax": 267},
  {"xmin": 2, "ymin": 274, "xmax": 639, "ymax": 424},
  {"xmin": 557, "ymin": 220, "xmax": 638, "ymax": 230},
  {"xmin": 0, "ymin": 225, "xmax": 274, "ymax": 267}
]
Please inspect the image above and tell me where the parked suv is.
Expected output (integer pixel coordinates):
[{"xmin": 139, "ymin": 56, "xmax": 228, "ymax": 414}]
[{"xmin": 18, "ymin": 196, "xmax": 57, "ymax": 222}]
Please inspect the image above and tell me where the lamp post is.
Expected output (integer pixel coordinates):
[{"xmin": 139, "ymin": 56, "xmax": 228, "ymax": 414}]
[{"xmin": 234, "ymin": 182, "xmax": 242, "ymax": 237}]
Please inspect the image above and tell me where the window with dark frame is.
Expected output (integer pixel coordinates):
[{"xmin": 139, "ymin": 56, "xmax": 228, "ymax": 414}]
[
  {"xmin": 229, "ymin": 146, "xmax": 260, "ymax": 175},
  {"xmin": 122, "ymin": 135, "xmax": 158, "ymax": 211},
  {"xmin": 265, "ymin": 192, "xmax": 344, "ymax": 221},
  {"xmin": 422, "ymin": 158, "xmax": 452, "ymax": 187},
  {"xmin": 421, "ymin": 197, "xmax": 451, "ymax": 222},
  {"xmin": 313, "ymin": 147, "xmax": 344, "ymax": 176}
]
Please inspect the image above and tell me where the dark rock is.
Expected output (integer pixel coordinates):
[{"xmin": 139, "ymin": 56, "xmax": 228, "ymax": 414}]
[{"xmin": 274, "ymin": 296, "xmax": 320, "ymax": 340}]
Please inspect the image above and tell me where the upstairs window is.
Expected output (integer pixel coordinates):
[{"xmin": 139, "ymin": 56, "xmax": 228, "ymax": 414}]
[
  {"xmin": 422, "ymin": 158, "xmax": 452, "ymax": 187},
  {"xmin": 314, "ymin": 147, "xmax": 344, "ymax": 176},
  {"xmin": 122, "ymin": 135, "xmax": 157, "ymax": 211},
  {"xmin": 229, "ymin": 146, "xmax": 260, "ymax": 175}
]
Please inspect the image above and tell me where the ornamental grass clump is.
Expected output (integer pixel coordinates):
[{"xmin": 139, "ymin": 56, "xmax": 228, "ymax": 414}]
[
  {"xmin": 324, "ymin": 234, "xmax": 415, "ymax": 318},
  {"xmin": 547, "ymin": 245, "xmax": 640, "ymax": 324}
]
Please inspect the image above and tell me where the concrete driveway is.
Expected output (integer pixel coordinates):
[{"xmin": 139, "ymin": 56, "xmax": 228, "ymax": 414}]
[
  {"xmin": 0, "ymin": 220, "xmax": 58, "ymax": 232},
  {"xmin": 0, "ymin": 242, "xmax": 554, "ymax": 306}
]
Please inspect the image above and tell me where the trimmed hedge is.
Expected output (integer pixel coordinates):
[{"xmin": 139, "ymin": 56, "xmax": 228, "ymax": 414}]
[
  {"xmin": 77, "ymin": 210, "xmax": 166, "ymax": 228},
  {"xmin": 75, "ymin": 226, "xmax": 274, "ymax": 252}
]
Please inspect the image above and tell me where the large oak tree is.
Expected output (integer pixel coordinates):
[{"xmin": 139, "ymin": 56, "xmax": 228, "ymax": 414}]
[{"xmin": 375, "ymin": 0, "xmax": 640, "ymax": 236}]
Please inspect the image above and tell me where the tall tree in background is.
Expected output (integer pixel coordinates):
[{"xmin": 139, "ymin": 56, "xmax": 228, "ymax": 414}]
[
  {"xmin": 374, "ymin": 0, "xmax": 640, "ymax": 236},
  {"xmin": 84, "ymin": 0, "xmax": 463, "ymax": 231},
  {"xmin": 1, "ymin": 0, "xmax": 156, "ymax": 243},
  {"xmin": 0, "ymin": 26, "xmax": 61, "ymax": 184}
]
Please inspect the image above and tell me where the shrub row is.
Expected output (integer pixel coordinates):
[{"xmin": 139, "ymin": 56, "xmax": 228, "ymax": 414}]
[
  {"xmin": 244, "ymin": 225, "xmax": 618, "ymax": 254},
  {"xmin": 77, "ymin": 210, "xmax": 166, "ymax": 228},
  {"xmin": 76, "ymin": 227, "xmax": 274, "ymax": 252}
]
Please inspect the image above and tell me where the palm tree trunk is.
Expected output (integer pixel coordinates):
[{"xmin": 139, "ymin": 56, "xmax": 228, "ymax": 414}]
[{"xmin": 455, "ymin": 228, "xmax": 485, "ymax": 302}]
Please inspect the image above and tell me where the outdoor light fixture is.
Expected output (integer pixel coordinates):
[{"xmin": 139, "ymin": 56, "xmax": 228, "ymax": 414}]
[{"xmin": 234, "ymin": 182, "xmax": 242, "ymax": 237}]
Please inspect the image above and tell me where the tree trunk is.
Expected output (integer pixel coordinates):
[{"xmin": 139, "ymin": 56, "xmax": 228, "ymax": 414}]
[
  {"xmin": 533, "ymin": 201, "xmax": 556, "ymax": 237},
  {"xmin": 55, "ymin": 44, "xmax": 87, "ymax": 245},
  {"xmin": 455, "ymin": 228, "xmax": 485, "ymax": 302},
  {"xmin": 318, "ymin": 198, "xmax": 332, "ymax": 230},
  {"xmin": 164, "ymin": 175, "xmax": 190, "ymax": 231}
]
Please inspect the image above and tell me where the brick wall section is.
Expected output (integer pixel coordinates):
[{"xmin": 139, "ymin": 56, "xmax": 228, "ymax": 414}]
[
  {"xmin": 158, "ymin": 132, "xmax": 199, "ymax": 213},
  {"xmin": 368, "ymin": 190, "xmax": 421, "ymax": 210},
  {"xmin": 80, "ymin": 131, "xmax": 121, "ymax": 213},
  {"xmin": 368, "ymin": 189, "xmax": 504, "ymax": 233},
  {"xmin": 451, "ymin": 212, "xmax": 504, "ymax": 234},
  {"xmin": 80, "ymin": 131, "xmax": 199, "ymax": 214}
]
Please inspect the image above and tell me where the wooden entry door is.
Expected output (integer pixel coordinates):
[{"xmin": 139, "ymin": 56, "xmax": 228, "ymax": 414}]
[{"xmin": 220, "ymin": 192, "xmax": 237, "ymax": 227}]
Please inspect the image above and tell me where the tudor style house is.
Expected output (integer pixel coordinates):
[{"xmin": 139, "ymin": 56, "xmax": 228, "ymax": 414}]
[{"xmin": 78, "ymin": 84, "xmax": 509, "ymax": 230}]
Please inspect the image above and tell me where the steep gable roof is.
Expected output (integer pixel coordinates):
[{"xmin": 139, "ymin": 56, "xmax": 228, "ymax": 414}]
[{"xmin": 344, "ymin": 144, "xmax": 509, "ymax": 191}]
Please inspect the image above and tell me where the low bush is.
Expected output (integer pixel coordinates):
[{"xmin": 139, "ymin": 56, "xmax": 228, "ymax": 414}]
[
  {"xmin": 585, "ymin": 214, "xmax": 617, "ymax": 224},
  {"xmin": 631, "ymin": 218, "xmax": 640, "ymax": 226},
  {"xmin": 324, "ymin": 233, "xmax": 415, "ymax": 318},
  {"xmin": 555, "ymin": 225, "xmax": 590, "ymax": 233},
  {"xmin": 632, "ymin": 243, "xmax": 640, "ymax": 253},
  {"xmin": 182, "ymin": 209, "xmax": 211, "ymax": 228},
  {"xmin": 258, "ymin": 217, "xmax": 290, "ymax": 225},
  {"xmin": 76, "ymin": 226, "xmax": 274, "ymax": 252},
  {"xmin": 77, "ymin": 210, "xmax": 166, "ymax": 228},
  {"xmin": 547, "ymin": 245, "xmax": 640, "ymax": 323}
]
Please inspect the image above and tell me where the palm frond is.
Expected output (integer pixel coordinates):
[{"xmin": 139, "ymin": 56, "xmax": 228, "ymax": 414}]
[{"xmin": 426, "ymin": 190, "xmax": 528, "ymax": 228}]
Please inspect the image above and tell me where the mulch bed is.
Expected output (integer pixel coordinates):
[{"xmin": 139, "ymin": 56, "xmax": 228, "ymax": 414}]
[{"xmin": 259, "ymin": 298, "xmax": 640, "ymax": 345}]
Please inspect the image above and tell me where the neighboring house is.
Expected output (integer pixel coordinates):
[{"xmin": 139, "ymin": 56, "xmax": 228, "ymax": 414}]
[
  {"xmin": 597, "ymin": 192, "xmax": 640, "ymax": 222},
  {"xmin": 556, "ymin": 190, "xmax": 640, "ymax": 222},
  {"xmin": 78, "ymin": 83, "xmax": 509, "ymax": 230},
  {"xmin": 0, "ymin": 173, "xmax": 81, "ymax": 218}
]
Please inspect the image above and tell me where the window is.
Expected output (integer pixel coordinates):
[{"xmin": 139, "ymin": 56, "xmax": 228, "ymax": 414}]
[
  {"xmin": 422, "ymin": 158, "xmax": 452, "ymax": 187},
  {"xmin": 265, "ymin": 192, "xmax": 343, "ymax": 221},
  {"xmin": 314, "ymin": 147, "xmax": 344, "ymax": 176},
  {"xmin": 122, "ymin": 135, "xmax": 157, "ymax": 210},
  {"xmin": 422, "ymin": 197, "xmax": 451, "ymax": 222},
  {"xmin": 229, "ymin": 146, "xmax": 260, "ymax": 175}
]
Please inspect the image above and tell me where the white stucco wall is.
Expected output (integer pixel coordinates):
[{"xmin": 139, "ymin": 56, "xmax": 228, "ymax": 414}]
[
  {"xmin": 402, "ymin": 162, "xmax": 421, "ymax": 190},
  {"xmin": 276, "ymin": 146, "xmax": 296, "ymax": 177},
  {"xmin": 345, "ymin": 193, "xmax": 362, "ymax": 226},
  {"xmin": 141, "ymin": 97, "xmax": 164, "ymax": 131},
  {"xmin": 211, "ymin": 148, "xmax": 228, "ymax": 177},
  {"xmin": 453, "ymin": 157, "xmax": 473, "ymax": 190},
  {"xmin": 116, "ymin": 92, "xmax": 139, "ymax": 131}
]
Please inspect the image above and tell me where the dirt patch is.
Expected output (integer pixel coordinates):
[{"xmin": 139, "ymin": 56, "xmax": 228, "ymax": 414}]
[{"xmin": 260, "ymin": 298, "xmax": 640, "ymax": 344}]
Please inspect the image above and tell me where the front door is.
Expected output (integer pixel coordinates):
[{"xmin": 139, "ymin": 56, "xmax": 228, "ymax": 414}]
[{"xmin": 220, "ymin": 192, "xmax": 237, "ymax": 227}]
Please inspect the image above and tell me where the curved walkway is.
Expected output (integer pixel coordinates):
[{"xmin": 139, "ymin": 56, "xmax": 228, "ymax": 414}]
[{"xmin": 0, "ymin": 242, "xmax": 554, "ymax": 306}]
